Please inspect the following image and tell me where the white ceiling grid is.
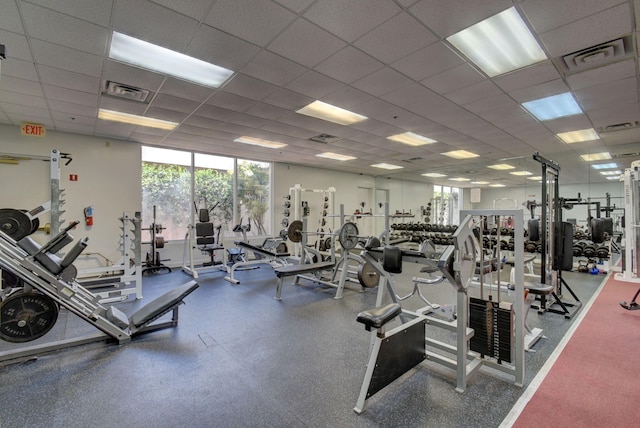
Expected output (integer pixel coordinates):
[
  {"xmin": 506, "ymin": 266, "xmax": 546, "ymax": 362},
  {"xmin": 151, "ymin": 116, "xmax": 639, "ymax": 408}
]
[{"xmin": 0, "ymin": 0, "xmax": 637, "ymax": 186}]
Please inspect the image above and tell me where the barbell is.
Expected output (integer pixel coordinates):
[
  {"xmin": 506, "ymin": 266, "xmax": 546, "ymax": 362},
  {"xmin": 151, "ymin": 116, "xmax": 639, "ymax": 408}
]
[{"xmin": 287, "ymin": 220, "xmax": 364, "ymax": 250}]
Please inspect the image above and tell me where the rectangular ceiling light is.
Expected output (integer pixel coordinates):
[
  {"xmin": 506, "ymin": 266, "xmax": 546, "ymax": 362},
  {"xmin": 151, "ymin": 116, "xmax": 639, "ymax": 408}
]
[
  {"xmin": 316, "ymin": 152, "xmax": 356, "ymax": 161},
  {"xmin": 296, "ymin": 100, "xmax": 367, "ymax": 125},
  {"xmin": 592, "ymin": 163, "xmax": 617, "ymax": 170},
  {"xmin": 580, "ymin": 152, "xmax": 611, "ymax": 161},
  {"xmin": 446, "ymin": 7, "xmax": 546, "ymax": 77},
  {"xmin": 510, "ymin": 171, "xmax": 533, "ymax": 176},
  {"xmin": 371, "ymin": 163, "xmax": 403, "ymax": 170},
  {"xmin": 441, "ymin": 150, "xmax": 479, "ymax": 159},
  {"xmin": 234, "ymin": 136, "xmax": 287, "ymax": 149},
  {"xmin": 607, "ymin": 176, "xmax": 621, "ymax": 180},
  {"xmin": 557, "ymin": 128, "xmax": 599, "ymax": 144},
  {"xmin": 387, "ymin": 132, "xmax": 437, "ymax": 146},
  {"xmin": 471, "ymin": 181, "xmax": 489, "ymax": 184},
  {"xmin": 487, "ymin": 163, "xmax": 515, "ymax": 170},
  {"xmin": 98, "ymin": 108, "xmax": 178, "ymax": 130},
  {"xmin": 422, "ymin": 172, "xmax": 447, "ymax": 177},
  {"xmin": 600, "ymin": 170, "xmax": 622, "ymax": 175},
  {"xmin": 449, "ymin": 177, "xmax": 471, "ymax": 182},
  {"xmin": 527, "ymin": 176, "xmax": 542, "ymax": 180},
  {"xmin": 109, "ymin": 32, "xmax": 234, "ymax": 88},
  {"xmin": 522, "ymin": 92, "xmax": 583, "ymax": 121},
  {"xmin": 490, "ymin": 184, "xmax": 506, "ymax": 187}
]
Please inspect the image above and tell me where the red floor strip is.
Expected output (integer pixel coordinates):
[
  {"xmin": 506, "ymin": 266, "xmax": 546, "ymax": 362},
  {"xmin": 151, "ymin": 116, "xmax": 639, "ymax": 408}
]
[{"xmin": 513, "ymin": 274, "xmax": 640, "ymax": 427}]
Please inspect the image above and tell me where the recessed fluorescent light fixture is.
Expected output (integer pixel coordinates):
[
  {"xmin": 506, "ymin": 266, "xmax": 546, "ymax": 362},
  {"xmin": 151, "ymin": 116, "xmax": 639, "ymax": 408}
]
[
  {"xmin": 109, "ymin": 32, "xmax": 234, "ymax": 88},
  {"xmin": 510, "ymin": 171, "xmax": 533, "ymax": 176},
  {"xmin": 607, "ymin": 176, "xmax": 621, "ymax": 180},
  {"xmin": 422, "ymin": 172, "xmax": 447, "ymax": 178},
  {"xmin": 557, "ymin": 128, "xmax": 599, "ymax": 144},
  {"xmin": 98, "ymin": 108, "xmax": 178, "ymax": 130},
  {"xmin": 490, "ymin": 184, "xmax": 506, "ymax": 187},
  {"xmin": 592, "ymin": 163, "xmax": 617, "ymax": 170},
  {"xmin": 471, "ymin": 181, "xmax": 489, "ymax": 185},
  {"xmin": 371, "ymin": 163, "xmax": 403, "ymax": 170},
  {"xmin": 387, "ymin": 132, "xmax": 437, "ymax": 146},
  {"xmin": 449, "ymin": 177, "xmax": 471, "ymax": 182},
  {"xmin": 527, "ymin": 176, "xmax": 543, "ymax": 181},
  {"xmin": 487, "ymin": 163, "xmax": 515, "ymax": 170},
  {"xmin": 441, "ymin": 150, "xmax": 479, "ymax": 159},
  {"xmin": 234, "ymin": 136, "xmax": 287, "ymax": 149},
  {"xmin": 600, "ymin": 170, "xmax": 622, "ymax": 176},
  {"xmin": 580, "ymin": 152, "xmax": 611, "ymax": 162},
  {"xmin": 446, "ymin": 7, "xmax": 546, "ymax": 77},
  {"xmin": 522, "ymin": 92, "xmax": 582, "ymax": 121},
  {"xmin": 316, "ymin": 152, "xmax": 356, "ymax": 161},
  {"xmin": 296, "ymin": 100, "xmax": 367, "ymax": 125}
]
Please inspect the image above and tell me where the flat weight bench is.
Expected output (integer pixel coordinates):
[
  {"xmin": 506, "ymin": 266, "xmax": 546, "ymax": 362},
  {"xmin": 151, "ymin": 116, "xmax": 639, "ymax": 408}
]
[
  {"xmin": 224, "ymin": 241, "xmax": 290, "ymax": 284},
  {"xmin": 273, "ymin": 260, "xmax": 335, "ymax": 300}
]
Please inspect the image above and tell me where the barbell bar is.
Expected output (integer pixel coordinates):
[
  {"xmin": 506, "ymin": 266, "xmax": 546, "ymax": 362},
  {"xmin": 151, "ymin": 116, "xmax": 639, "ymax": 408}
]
[{"xmin": 287, "ymin": 220, "xmax": 366, "ymax": 250}]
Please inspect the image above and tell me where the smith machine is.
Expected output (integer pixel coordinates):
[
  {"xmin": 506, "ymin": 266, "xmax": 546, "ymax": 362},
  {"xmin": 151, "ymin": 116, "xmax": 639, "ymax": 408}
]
[
  {"xmin": 618, "ymin": 160, "xmax": 640, "ymax": 310},
  {"xmin": 353, "ymin": 209, "xmax": 528, "ymax": 414}
]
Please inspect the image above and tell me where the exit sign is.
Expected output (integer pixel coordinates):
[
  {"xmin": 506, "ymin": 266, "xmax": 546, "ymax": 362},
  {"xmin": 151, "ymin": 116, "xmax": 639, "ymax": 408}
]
[{"xmin": 21, "ymin": 122, "xmax": 46, "ymax": 137}]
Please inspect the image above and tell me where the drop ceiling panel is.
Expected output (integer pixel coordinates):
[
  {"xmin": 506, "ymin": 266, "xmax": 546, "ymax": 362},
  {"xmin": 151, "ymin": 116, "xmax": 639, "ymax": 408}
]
[
  {"xmin": 206, "ymin": 92, "xmax": 256, "ymax": 113},
  {"xmin": 520, "ymin": 0, "xmax": 627, "ymax": 34},
  {"xmin": 391, "ymin": 42, "xmax": 465, "ymax": 81},
  {"xmin": 244, "ymin": 102, "xmax": 290, "ymax": 121},
  {"xmin": 354, "ymin": 13, "xmax": 438, "ymax": 64},
  {"xmin": 601, "ymin": 126, "xmax": 640, "ymax": 146},
  {"xmin": 314, "ymin": 46, "xmax": 384, "ymax": 84},
  {"xmin": 103, "ymin": 60, "xmax": 165, "ymax": 93},
  {"xmin": 38, "ymin": 66, "xmax": 100, "ymax": 94},
  {"xmin": 1, "ymin": 58, "xmax": 38, "ymax": 82},
  {"xmin": 538, "ymin": 3, "xmax": 632, "ymax": 58},
  {"xmin": 268, "ymin": 19, "xmax": 347, "ymax": 68},
  {"xmin": 262, "ymin": 88, "xmax": 314, "ymax": 110},
  {"xmin": 158, "ymin": 78, "xmax": 217, "ymax": 103},
  {"xmin": 508, "ymin": 79, "xmax": 570, "ymax": 103},
  {"xmin": 187, "ymin": 25, "xmax": 261, "ymax": 71},
  {"xmin": 273, "ymin": 0, "xmax": 315, "ymax": 14},
  {"xmin": 113, "ymin": 0, "xmax": 199, "ymax": 51},
  {"xmin": 99, "ymin": 97, "xmax": 148, "ymax": 115},
  {"xmin": 147, "ymin": 0, "xmax": 214, "ymax": 20},
  {"xmin": 42, "ymin": 85, "xmax": 98, "ymax": 107},
  {"xmin": 19, "ymin": 3, "xmax": 108, "ymax": 55},
  {"xmin": 30, "ymin": 39, "xmax": 103, "ymax": 77},
  {"xmin": 142, "ymin": 107, "xmax": 188, "ymax": 123},
  {"xmin": 493, "ymin": 62, "xmax": 561, "ymax": 92},
  {"xmin": 0, "ymin": 76, "xmax": 44, "ymax": 97},
  {"xmin": 151, "ymin": 94, "xmax": 201, "ymax": 114},
  {"xmin": 543, "ymin": 115, "xmax": 595, "ymax": 133},
  {"xmin": 587, "ymin": 103, "xmax": 640, "ymax": 128},
  {"xmin": 322, "ymin": 86, "xmax": 375, "ymax": 110},
  {"xmin": 0, "ymin": 0, "xmax": 24, "ymax": 33},
  {"xmin": 446, "ymin": 80, "xmax": 503, "ymax": 105},
  {"xmin": 220, "ymin": 74, "xmax": 279, "ymax": 101},
  {"xmin": 422, "ymin": 63, "xmax": 485, "ymax": 95},
  {"xmin": 573, "ymin": 77, "xmax": 638, "ymax": 111},
  {"xmin": 0, "ymin": 30, "xmax": 32, "ymax": 62},
  {"xmin": 352, "ymin": 67, "xmax": 414, "ymax": 98},
  {"xmin": 567, "ymin": 59, "xmax": 636, "ymax": 91},
  {"xmin": 240, "ymin": 50, "xmax": 308, "ymax": 87}
]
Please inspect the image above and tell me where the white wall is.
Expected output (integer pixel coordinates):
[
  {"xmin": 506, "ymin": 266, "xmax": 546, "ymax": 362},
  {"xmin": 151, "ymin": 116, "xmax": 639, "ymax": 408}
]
[{"xmin": 0, "ymin": 124, "xmax": 141, "ymax": 268}]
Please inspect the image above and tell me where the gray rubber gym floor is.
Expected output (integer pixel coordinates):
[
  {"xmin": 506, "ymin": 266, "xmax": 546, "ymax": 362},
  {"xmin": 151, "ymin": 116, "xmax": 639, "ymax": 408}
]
[{"xmin": 0, "ymin": 257, "xmax": 608, "ymax": 428}]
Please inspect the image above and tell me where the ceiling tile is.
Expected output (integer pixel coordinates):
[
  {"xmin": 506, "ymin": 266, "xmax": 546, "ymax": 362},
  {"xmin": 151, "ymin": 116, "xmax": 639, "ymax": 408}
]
[
  {"xmin": 151, "ymin": 94, "xmax": 201, "ymax": 114},
  {"xmin": 508, "ymin": 79, "xmax": 570, "ymax": 103},
  {"xmin": 272, "ymin": 0, "xmax": 315, "ymax": 14},
  {"xmin": 31, "ymin": 39, "xmax": 103, "ymax": 77},
  {"xmin": 0, "ymin": 0, "xmax": 24, "ymax": 33},
  {"xmin": 422, "ymin": 63, "xmax": 485, "ymax": 94},
  {"xmin": 445, "ymin": 80, "xmax": 503, "ymax": 105},
  {"xmin": 38, "ymin": 66, "xmax": 100, "ymax": 94},
  {"xmin": 204, "ymin": 0, "xmax": 296, "ymax": 46},
  {"xmin": 206, "ymin": 91, "xmax": 256, "ymax": 112},
  {"xmin": 322, "ymin": 86, "xmax": 375, "ymax": 110},
  {"xmin": 158, "ymin": 78, "xmax": 216, "ymax": 103},
  {"xmin": 538, "ymin": 3, "xmax": 632, "ymax": 58},
  {"xmin": 567, "ymin": 59, "xmax": 636, "ymax": 91},
  {"xmin": 220, "ymin": 74, "xmax": 279, "ymax": 101},
  {"xmin": 268, "ymin": 19, "xmax": 347, "ymax": 68},
  {"xmin": 113, "ymin": 0, "xmax": 199, "ymax": 51},
  {"xmin": 314, "ymin": 46, "xmax": 384, "ymax": 84},
  {"xmin": 354, "ymin": 12, "xmax": 438, "ymax": 64},
  {"xmin": 303, "ymin": 0, "xmax": 400, "ymax": 43},
  {"xmin": 493, "ymin": 61, "xmax": 561, "ymax": 92},
  {"xmin": 1, "ymin": 58, "xmax": 38, "ymax": 82},
  {"xmin": 42, "ymin": 85, "xmax": 98, "ymax": 107},
  {"xmin": 262, "ymin": 88, "xmax": 314, "ymax": 110},
  {"xmin": 187, "ymin": 24, "xmax": 261, "ymax": 71},
  {"xmin": 351, "ymin": 67, "xmax": 414, "ymax": 97},
  {"xmin": 520, "ymin": 0, "xmax": 627, "ymax": 34},
  {"xmin": 285, "ymin": 70, "xmax": 344, "ymax": 99},
  {"xmin": 244, "ymin": 102, "xmax": 290, "ymax": 121},
  {"xmin": 144, "ymin": 107, "xmax": 188, "ymax": 123},
  {"xmin": 148, "ymin": 0, "xmax": 214, "ymax": 20},
  {"xmin": 98, "ymin": 96, "xmax": 148, "ymax": 115},
  {"xmin": 573, "ymin": 77, "xmax": 638, "ymax": 112},
  {"xmin": 0, "ymin": 29, "xmax": 33, "ymax": 62},
  {"xmin": 391, "ymin": 42, "xmax": 465, "ymax": 81},
  {"xmin": 240, "ymin": 50, "xmax": 308, "ymax": 87},
  {"xmin": 0, "ymin": 76, "xmax": 44, "ymax": 97}
]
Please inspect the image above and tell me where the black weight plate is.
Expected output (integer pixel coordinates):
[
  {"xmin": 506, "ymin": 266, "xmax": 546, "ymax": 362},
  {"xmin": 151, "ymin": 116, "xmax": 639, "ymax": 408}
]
[
  {"xmin": 358, "ymin": 261, "xmax": 380, "ymax": 288},
  {"xmin": 0, "ymin": 291, "xmax": 59, "ymax": 343},
  {"xmin": 20, "ymin": 210, "xmax": 40, "ymax": 235},
  {"xmin": 0, "ymin": 208, "xmax": 32, "ymax": 240}
]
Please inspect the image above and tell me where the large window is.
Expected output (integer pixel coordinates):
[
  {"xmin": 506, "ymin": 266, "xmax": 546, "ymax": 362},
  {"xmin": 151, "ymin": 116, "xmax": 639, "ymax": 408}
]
[
  {"xmin": 433, "ymin": 185, "xmax": 460, "ymax": 226},
  {"xmin": 142, "ymin": 147, "xmax": 272, "ymax": 241}
]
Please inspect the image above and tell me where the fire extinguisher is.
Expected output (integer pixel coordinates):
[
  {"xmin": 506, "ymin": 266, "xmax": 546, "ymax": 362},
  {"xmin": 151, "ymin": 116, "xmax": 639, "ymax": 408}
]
[{"xmin": 84, "ymin": 206, "xmax": 93, "ymax": 226}]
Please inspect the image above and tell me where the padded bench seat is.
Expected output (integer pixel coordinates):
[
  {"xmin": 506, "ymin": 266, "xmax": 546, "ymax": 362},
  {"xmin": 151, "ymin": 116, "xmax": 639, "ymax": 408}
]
[
  {"xmin": 274, "ymin": 261, "xmax": 336, "ymax": 300},
  {"xmin": 236, "ymin": 241, "xmax": 289, "ymax": 258},
  {"xmin": 524, "ymin": 282, "xmax": 554, "ymax": 295}
]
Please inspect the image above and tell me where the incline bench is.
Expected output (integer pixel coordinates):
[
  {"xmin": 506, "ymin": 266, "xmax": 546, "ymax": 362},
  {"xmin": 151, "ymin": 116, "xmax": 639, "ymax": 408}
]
[{"xmin": 273, "ymin": 260, "xmax": 335, "ymax": 300}]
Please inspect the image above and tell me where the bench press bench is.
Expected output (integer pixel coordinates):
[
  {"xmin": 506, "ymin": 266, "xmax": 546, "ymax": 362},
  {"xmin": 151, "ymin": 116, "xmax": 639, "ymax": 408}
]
[
  {"xmin": 273, "ymin": 260, "xmax": 335, "ymax": 300},
  {"xmin": 224, "ymin": 240, "xmax": 290, "ymax": 284}
]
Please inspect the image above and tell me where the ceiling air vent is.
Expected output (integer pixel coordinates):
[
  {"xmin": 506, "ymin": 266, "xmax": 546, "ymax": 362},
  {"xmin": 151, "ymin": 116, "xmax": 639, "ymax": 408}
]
[
  {"xmin": 308, "ymin": 134, "xmax": 339, "ymax": 144},
  {"xmin": 402, "ymin": 157, "xmax": 423, "ymax": 163},
  {"xmin": 561, "ymin": 36, "xmax": 631, "ymax": 74},
  {"xmin": 103, "ymin": 81, "xmax": 152, "ymax": 103},
  {"xmin": 598, "ymin": 121, "xmax": 639, "ymax": 133}
]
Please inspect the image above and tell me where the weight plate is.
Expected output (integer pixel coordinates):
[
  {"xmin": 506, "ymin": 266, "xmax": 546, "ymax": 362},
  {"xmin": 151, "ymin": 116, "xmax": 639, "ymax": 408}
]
[
  {"xmin": 0, "ymin": 208, "xmax": 33, "ymax": 240},
  {"xmin": 281, "ymin": 218, "xmax": 289, "ymax": 228},
  {"xmin": 357, "ymin": 261, "xmax": 380, "ymax": 288},
  {"xmin": 287, "ymin": 220, "xmax": 304, "ymax": 243},
  {"xmin": 20, "ymin": 210, "xmax": 40, "ymax": 235},
  {"xmin": 338, "ymin": 221, "xmax": 359, "ymax": 250},
  {"xmin": 0, "ymin": 291, "xmax": 59, "ymax": 343}
]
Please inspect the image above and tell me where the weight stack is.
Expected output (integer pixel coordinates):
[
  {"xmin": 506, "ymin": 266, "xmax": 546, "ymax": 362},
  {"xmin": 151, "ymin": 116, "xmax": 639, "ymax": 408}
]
[{"xmin": 469, "ymin": 298, "xmax": 513, "ymax": 363}]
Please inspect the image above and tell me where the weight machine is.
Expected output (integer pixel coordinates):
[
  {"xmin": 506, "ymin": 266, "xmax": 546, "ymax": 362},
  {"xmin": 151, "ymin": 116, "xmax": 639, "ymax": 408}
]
[
  {"xmin": 0, "ymin": 222, "xmax": 198, "ymax": 363},
  {"xmin": 141, "ymin": 205, "xmax": 171, "ymax": 275},
  {"xmin": 182, "ymin": 201, "xmax": 225, "ymax": 278},
  {"xmin": 287, "ymin": 184, "xmax": 335, "ymax": 258},
  {"xmin": 353, "ymin": 209, "xmax": 528, "ymax": 414},
  {"xmin": 616, "ymin": 160, "xmax": 640, "ymax": 284}
]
